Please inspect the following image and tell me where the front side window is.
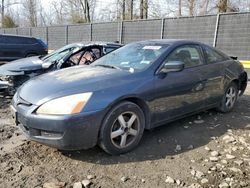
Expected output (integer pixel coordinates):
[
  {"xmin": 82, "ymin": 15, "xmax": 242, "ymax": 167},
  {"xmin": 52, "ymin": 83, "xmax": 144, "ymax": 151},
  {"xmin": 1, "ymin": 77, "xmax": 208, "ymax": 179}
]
[
  {"xmin": 203, "ymin": 46, "xmax": 227, "ymax": 64},
  {"xmin": 69, "ymin": 48, "xmax": 101, "ymax": 65},
  {"xmin": 164, "ymin": 45, "xmax": 204, "ymax": 68},
  {"xmin": 41, "ymin": 45, "xmax": 80, "ymax": 63},
  {"xmin": 92, "ymin": 43, "xmax": 169, "ymax": 72}
]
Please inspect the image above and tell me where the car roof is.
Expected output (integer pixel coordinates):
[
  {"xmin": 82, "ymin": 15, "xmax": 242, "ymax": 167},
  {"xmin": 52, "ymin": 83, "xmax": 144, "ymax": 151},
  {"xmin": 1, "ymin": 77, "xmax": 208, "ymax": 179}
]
[
  {"xmin": 61, "ymin": 41, "xmax": 122, "ymax": 50},
  {"xmin": 72, "ymin": 41, "xmax": 123, "ymax": 48},
  {"xmin": 135, "ymin": 39, "xmax": 203, "ymax": 46},
  {"xmin": 0, "ymin": 34, "xmax": 36, "ymax": 39}
]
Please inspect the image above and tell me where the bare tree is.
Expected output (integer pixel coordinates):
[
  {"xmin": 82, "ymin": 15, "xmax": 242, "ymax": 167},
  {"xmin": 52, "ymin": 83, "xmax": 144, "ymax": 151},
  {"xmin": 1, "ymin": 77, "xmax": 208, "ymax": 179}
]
[
  {"xmin": 2, "ymin": 14, "xmax": 16, "ymax": 27},
  {"xmin": 140, "ymin": 0, "xmax": 148, "ymax": 19},
  {"xmin": 178, "ymin": 0, "xmax": 182, "ymax": 16},
  {"xmin": 122, "ymin": 0, "xmax": 125, "ymax": 20},
  {"xmin": 51, "ymin": 1, "xmax": 66, "ymax": 25},
  {"xmin": 61, "ymin": 0, "xmax": 94, "ymax": 23},
  {"xmin": 140, "ymin": 0, "xmax": 143, "ymax": 18},
  {"xmin": 143, "ymin": 0, "xmax": 148, "ymax": 19},
  {"xmin": 199, "ymin": 0, "xmax": 210, "ymax": 15},
  {"xmin": 1, "ymin": 0, "xmax": 4, "ymax": 26},
  {"xmin": 217, "ymin": 0, "xmax": 228, "ymax": 13},
  {"xmin": 129, "ymin": 0, "xmax": 133, "ymax": 20},
  {"xmin": 22, "ymin": 0, "xmax": 39, "ymax": 27},
  {"xmin": 1, "ymin": 0, "xmax": 19, "ymax": 28},
  {"xmin": 188, "ymin": 0, "xmax": 195, "ymax": 16},
  {"xmin": 83, "ymin": 0, "xmax": 90, "ymax": 22}
]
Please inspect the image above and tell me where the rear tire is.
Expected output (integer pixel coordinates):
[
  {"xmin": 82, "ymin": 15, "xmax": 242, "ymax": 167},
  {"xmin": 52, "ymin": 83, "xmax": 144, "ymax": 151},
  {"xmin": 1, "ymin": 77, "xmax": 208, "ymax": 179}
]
[
  {"xmin": 99, "ymin": 101, "xmax": 145, "ymax": 155},
  {"xmin": 217, "ymin": 82, "xmax": 238, "ymax": 113}
]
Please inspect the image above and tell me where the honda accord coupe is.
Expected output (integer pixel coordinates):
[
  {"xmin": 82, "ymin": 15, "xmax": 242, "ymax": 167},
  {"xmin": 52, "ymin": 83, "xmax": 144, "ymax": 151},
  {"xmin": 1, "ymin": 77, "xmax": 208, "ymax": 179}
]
[
  {"xmin": 0, "ymin": 42, "xmax": 122, "ymax": 95},
  {"xmin": 12, "ymin": 40, "xmax": 248, "ymax": 155}
]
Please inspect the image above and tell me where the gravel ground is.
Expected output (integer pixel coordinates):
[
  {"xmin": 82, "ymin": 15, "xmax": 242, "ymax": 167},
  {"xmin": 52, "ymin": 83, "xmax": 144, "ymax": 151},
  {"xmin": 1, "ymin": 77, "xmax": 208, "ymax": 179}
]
[{"xmin": 0, "ymin": 84, "xmax": 250, "ymax": 188}]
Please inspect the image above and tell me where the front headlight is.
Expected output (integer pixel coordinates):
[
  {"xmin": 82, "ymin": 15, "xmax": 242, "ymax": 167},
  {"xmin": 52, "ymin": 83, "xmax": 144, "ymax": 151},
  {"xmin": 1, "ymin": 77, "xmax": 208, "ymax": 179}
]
[{"xmin": 36, "ymin": 92, "xmax": 92, "ymax": 115}]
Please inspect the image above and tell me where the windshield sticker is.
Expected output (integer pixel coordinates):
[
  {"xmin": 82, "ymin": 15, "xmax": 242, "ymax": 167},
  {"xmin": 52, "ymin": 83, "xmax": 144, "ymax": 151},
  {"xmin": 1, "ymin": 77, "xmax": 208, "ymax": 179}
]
[
  {"xmin": 140, "ymin": 60, "xmax": 151, "ymax": 64},
  {"xmin": 121, "ymin": 61, "xmax": 129, "ymax": 65},
  {"xmin": 143, "ymin": 46, "xmax": 162, "ymax": 50},
  {"xmin": 129, "ymin": 68, "xmax": 135, "ymax": 73}
]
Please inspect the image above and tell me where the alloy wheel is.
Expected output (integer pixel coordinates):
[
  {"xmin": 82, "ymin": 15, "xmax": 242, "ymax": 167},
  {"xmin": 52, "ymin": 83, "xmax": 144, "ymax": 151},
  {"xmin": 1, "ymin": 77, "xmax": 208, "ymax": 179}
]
[
  {"xmin": 110, "ymin": 111, "xmax": 140, "ymax": 149},
  {"xmin": 225, "ymin": 86, "xmax": 236, "ymax": 108}
]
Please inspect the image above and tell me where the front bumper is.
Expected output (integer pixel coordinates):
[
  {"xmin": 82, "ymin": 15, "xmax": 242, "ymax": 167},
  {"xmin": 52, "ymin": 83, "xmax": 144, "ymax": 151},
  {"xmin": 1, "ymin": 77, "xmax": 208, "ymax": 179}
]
[
  {"xmin": 0, "ymin": 80, "xmax": 12, "ymax": 92},
  {"xmin": 0, "ymin": 78, "xmax": 16, "ymax": 95},
  {"xmin": 12, "ymin": 102, "xmax": 105, "ymax": 150}
]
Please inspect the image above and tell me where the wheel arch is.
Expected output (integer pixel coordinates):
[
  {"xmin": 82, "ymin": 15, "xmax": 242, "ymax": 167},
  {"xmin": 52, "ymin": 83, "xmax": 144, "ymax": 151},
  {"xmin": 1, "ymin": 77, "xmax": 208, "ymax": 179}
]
[
  {"xmin": 100, "ymin": 96, "xmax": 152, "ymax": 133},
  {"xmin": 227, "ymin": 71, "xmax": 247, "ymax": 96}
]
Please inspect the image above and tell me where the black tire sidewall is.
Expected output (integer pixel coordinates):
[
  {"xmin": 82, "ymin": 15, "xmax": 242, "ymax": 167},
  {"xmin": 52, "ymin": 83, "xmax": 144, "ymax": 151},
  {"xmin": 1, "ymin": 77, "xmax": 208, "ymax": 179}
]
[
  {"xmin": 99, "ymin": 101, "xmax": 145, "ymax": 155},
  {"xmin": 219, "ymin": 82, "xmax": 239, "ymax": 112}
]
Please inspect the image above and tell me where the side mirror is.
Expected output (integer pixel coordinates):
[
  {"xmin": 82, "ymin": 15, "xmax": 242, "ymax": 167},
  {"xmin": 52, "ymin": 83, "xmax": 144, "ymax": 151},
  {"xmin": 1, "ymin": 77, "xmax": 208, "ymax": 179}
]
[
  {"xmin": 160, "ymin": 61, "xmax": 184, "ymax": 73},
  {"xmin": 42, "ymin": 62, "xmax": 52, "ymax": 69}
]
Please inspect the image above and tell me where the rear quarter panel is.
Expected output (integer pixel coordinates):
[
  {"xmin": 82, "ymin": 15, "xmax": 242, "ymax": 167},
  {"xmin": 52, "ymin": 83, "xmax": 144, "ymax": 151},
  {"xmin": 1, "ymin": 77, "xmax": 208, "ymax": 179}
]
[{"xmin": 224, "ymin": 60, "xmax": 247, "ymax": 90}]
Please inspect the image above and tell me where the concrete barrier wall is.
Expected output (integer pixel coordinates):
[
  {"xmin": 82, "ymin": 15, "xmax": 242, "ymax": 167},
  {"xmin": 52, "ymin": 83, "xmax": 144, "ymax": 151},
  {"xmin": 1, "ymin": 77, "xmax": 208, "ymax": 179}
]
[{"xmin": 1, "ymin": 12, "xmax": 250, "ymax": 59}]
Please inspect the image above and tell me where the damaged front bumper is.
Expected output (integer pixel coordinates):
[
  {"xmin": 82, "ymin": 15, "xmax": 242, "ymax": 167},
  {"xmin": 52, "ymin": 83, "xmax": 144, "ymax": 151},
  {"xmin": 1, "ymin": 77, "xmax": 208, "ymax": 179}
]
[
  {"xmin": 0, "ymin": 77, "xmax": 14, "ymax": 94},
  {"xmin": 0, "ymin": 74, "xmax": 30, "ymax": 95},
  {"xmin": 0, "ymin": 80, "xmax": 12, "ymax": 88}
]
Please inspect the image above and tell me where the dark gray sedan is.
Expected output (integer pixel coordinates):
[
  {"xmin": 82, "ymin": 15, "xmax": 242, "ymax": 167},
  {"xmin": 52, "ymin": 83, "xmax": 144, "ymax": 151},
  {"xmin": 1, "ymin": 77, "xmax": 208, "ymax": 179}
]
[{"xmin": 12, "ymin": 40, "xmax": 248, "ymax": 155}]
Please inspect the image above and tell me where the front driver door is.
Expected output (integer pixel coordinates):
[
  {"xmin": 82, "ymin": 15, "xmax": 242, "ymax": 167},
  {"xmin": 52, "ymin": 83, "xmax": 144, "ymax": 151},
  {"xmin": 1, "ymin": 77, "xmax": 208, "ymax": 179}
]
[{"xmin": 152, "ymin": 45, "xmax": 206, "ymax": 125}]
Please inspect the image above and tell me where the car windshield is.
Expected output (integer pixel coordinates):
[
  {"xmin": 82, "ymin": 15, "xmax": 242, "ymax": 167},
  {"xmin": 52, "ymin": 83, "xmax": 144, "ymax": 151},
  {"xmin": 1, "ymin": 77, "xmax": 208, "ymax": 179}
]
[
  {"xmin": 92, "ymin": 43, "xmax": 169, "ymax": 72},
  {"xmin": 41, "ymin": 45, "xmax": 81, "ymax": 63}
]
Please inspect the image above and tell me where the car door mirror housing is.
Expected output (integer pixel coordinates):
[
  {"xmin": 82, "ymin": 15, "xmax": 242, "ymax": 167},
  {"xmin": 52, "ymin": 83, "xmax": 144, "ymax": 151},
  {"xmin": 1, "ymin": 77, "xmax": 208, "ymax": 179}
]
[
  {"xmin": 42, "ymin": 62, "xmax": 52, "ymax": 69},
  {"xmin": 160, "ymin": 61, "xmax": 185, "ymax": 73}
]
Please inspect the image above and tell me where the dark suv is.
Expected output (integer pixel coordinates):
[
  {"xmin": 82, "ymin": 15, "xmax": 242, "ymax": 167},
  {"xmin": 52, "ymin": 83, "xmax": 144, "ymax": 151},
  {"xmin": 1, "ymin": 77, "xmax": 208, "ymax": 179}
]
[{"xmin": 0, "ymin": 34, "xmax": 48, "ymax": 61}]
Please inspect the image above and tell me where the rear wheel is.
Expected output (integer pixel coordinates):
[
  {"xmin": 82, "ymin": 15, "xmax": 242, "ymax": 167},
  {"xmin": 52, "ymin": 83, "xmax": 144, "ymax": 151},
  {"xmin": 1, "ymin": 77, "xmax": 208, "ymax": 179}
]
[
  {"xmin": 99, "ymin": 101, "xmax": 145, "ymax": 155},
  {"xmin": 217, "ymin": 82, "xmax": 238, "ymax": 112}
]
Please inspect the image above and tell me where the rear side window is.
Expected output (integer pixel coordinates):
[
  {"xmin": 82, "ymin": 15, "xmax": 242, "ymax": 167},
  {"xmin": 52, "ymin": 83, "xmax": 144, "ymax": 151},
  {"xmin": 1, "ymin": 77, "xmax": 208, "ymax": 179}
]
[
  {"xmin": 203, "ymin": 46, "xmax": 227, "ymax": 64},
  {"xmin": 165, "ymin": 45, "xmax": 204, "ymax": 68},
  {"xmin": 5, "ymin": 36, "xmax": 36, "ymax": 44}
]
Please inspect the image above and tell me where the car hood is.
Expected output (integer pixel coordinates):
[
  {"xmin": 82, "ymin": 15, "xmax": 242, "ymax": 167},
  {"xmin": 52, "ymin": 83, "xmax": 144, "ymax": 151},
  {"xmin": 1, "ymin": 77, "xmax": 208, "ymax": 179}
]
[
  {"xmin": 0, "ymin": 56, "xmax": 44, "ymax": 75},
  {"xmin": 19, "ymin": 65, "xmax": 132, "ymax": 105}
]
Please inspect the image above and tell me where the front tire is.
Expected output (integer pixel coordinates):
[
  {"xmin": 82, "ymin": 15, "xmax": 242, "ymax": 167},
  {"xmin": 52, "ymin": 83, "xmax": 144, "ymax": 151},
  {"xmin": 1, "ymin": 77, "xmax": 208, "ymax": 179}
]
[
  {"xmin": 217, "ymin": 82, "xmax": 239, "ymax": 112},
  {"xmin": 99, "ymin": 101, "xmax": 145, "ymax": 155}
]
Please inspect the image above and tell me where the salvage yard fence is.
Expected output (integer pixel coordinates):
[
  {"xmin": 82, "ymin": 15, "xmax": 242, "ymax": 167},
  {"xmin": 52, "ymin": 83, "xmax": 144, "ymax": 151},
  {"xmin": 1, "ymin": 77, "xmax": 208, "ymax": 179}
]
[{"xmin": 1, "ymin": 12, "xmax": 250, "ymax": 60}]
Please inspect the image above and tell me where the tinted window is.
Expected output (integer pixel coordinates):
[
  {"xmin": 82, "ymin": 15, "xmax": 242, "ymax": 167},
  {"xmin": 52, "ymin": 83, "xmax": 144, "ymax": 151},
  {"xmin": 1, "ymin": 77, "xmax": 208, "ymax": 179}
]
[
  {"xmin": 203, "ymin": 46, "xmax": 227, "ymax": 64},
  {"xmin": 5, "ymin": 36, "xmax": 36, "ymax": 44},
  {"xmin": 41, "ymin": 44, "xmax": 80, "ymax": 63},
  {"xmin": 43, "ymin": 47, "xmax": 75, "ymax": 63},
  {"xmin": 165, "ymin": 45, "xmax": 203, "ymax": 68}
]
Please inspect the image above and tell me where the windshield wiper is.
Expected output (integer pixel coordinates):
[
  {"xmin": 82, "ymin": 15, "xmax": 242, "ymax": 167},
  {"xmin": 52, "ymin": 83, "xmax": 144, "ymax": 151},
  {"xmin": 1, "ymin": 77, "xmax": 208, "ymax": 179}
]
[{"xmin": 95, "ymin": 64, "xmax": 121, "ymax": 70}]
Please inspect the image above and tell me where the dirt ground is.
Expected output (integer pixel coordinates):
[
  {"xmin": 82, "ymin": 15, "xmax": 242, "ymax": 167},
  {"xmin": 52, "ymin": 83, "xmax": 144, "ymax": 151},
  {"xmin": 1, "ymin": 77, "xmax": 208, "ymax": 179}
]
[{"xmin": 0, "ymin": 84, "xmax": 250, "ymax": 188}]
